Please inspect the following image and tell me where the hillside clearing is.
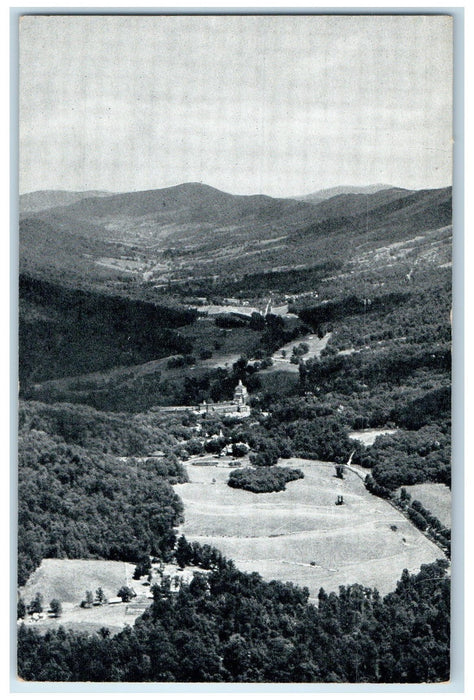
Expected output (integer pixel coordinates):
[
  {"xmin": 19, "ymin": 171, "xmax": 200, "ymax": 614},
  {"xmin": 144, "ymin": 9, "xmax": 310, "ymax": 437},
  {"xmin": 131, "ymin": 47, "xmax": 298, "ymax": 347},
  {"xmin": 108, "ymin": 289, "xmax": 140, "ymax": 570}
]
[
  {"xmin": 174, "ymin": 459, "xmax": 444, "ymax": 598},
  {"xmin": 349, "ymin": 428, "xmax": 398, "ymax": 446},
  {"xmin": 263, "ymin": 332, "xmax": 332, "ymax": 373},
  {"xmin": 19, "ymin": 559, "xmax": 204, "ymax": 635}
]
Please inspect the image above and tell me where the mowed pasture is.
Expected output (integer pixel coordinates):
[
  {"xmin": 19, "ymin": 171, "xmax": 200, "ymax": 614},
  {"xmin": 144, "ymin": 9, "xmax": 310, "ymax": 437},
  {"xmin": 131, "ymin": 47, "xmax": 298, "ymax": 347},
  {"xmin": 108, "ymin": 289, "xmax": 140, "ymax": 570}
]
[
  {"xmin": 174, "ymin": 459, "xmax": 444, "ymax": 598},
  {"xmin": 19, "ymin": 559, "xmax": 205, "ymax": 635},
  {"xmin": 21, "ymin": 558, "xmax": 135, "ymax": 605}
]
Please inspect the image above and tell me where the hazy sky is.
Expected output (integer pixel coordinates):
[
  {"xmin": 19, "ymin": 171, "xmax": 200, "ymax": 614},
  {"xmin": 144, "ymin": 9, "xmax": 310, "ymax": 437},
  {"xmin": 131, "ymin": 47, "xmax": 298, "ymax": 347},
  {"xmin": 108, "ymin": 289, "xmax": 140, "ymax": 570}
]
[{"xmin": 19, "ymin": 15, "xmax": 453, "ymax": 196}]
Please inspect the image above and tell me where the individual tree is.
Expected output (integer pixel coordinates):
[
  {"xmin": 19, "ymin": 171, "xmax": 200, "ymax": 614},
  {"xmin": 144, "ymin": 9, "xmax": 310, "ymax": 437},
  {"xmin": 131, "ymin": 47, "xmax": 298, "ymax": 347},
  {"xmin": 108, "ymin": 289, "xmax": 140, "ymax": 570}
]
[
  {"xmin": 81, "ymin": 590, "xmax": 94, "ymax": 608},
  {"xmin": 17, "ymin": 597, "xmax": 26, "ymax": 620},
  {"xmin": 400, "ymin": 487, "xmax": 411, "ymax": 503},
  {"xmin": 30, "ymin": 592, "xmax": 43, "ymax": 614},
  {"xmin": 96, "ymin": 587, "xmax": 106, "ymax": 605},
  {"xmin": 185, "ymin": 438, "xmax": 204, "ymax": 456},
  {"xmin": 117, "ymin": 586, "xmax": 135, "ymax": 602},
  {"xmin": 133, "ymin": 555, "xmax": 151, "ymax": 580},
  {"xmin": 49, "ymin": 599, "xmax": 62, "ymax": 617},
  {"xmin": 232, "ymin": 442, "xmax": 249, "ymax": 457},
  {"xmin": 249, "ymin": 438, "xmax": 280, "ymax": 466},
  {"xmin": 249, "ymin": 312, "xmax": 265, "ymax": 331},
  {"xmin": 176, "ymin": 535, "xmax": 194, "ymax": 568},
  {"xmin": 189, "ymin": 572, "xmax": 209, "ymax": 598}
]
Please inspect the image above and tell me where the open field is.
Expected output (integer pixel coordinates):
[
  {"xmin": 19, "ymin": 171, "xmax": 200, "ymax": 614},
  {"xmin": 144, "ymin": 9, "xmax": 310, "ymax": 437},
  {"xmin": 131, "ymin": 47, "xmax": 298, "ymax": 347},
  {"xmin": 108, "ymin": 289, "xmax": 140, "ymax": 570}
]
[
  {"xmin": 398, "ymin": 483, "xmax": 451, "ymax": 528},
  {"xmin": 174, "ymin": 458, "xmax": 444, "ymax": 598},
  {"xmin": 20, "ymin": 558, "xmax": 136, "ymax": 605},
  {"xmin": 18, "ymin": 599, "xmax": 150, "ymax": 636},
  {"xmin": 349, "ymin": 428, "xmax": 398, "ymax": 446},
  {"xmin": 264, "ymin": 332, "xmax": 332, "ymax": 373},
  {"xmin": 19, "ymin": 559, "xmax": 202, "ymax": 635},
  {"xmin": 19, "ymin": 559, "xmax": 140, "ymax": 634},
  {"xmin": 200, "ymin": 303, "xmax": 259, "ymax": 316}
]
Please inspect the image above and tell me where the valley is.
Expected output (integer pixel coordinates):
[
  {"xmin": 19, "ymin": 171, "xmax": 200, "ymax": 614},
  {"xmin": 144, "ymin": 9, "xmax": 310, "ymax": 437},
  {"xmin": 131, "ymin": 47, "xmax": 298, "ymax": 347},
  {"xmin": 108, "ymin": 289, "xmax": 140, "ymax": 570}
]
[
  {"xmin": 19, "ymin": 182, "xmax": 451, "ymax": 293},
  {"xmin": 17, "ymin": 180, "xmax": 453, "ymax": 682}
]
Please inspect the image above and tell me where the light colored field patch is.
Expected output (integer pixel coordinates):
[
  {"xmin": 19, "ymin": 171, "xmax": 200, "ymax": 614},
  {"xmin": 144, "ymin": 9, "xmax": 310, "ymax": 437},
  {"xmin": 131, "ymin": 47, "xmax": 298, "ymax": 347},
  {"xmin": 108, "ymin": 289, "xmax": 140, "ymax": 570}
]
[
  {"xmin": 175, "ymin": 458, "xmax": 444, "ymax": 598},
  {"xmin": 20, "ymin": 559, "xmax": 135, "ymax": 605},
  {"xmin": 19, "ymin": 559, "xmax": 142, "ymax": 634},
  {"xmin": 398, "ymin": 483, "xmax": 451, "ymax": 528},
  {"xmin": 264, "ymin": 333, "xmax": 332, "ymax": 373},
  {"xmin": 19, "ymin": 560, "xmax": 204, "ymax": 635},
  {"xmin": 349, "ymin": 428, "xmax": 398, "ymax": 446},
  {"xmin": 200, "ymin": 304, "xmax": 259, "ymax": 316}
]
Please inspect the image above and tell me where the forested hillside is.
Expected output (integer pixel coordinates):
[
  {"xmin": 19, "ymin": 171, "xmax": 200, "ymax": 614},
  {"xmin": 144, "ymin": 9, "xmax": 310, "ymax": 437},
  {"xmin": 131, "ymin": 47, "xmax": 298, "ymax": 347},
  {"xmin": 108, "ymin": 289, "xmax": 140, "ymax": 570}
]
[
  {"xmin": 19, "ymin": 275, "xmax": 197, "ymax": 384},
  {"xmin": 17, "ymin": 401, "xmax": 191, "ymax": 585},
  {"xmin": 19, "ymin": 183, "xmax": 451, "ymax": 288}
]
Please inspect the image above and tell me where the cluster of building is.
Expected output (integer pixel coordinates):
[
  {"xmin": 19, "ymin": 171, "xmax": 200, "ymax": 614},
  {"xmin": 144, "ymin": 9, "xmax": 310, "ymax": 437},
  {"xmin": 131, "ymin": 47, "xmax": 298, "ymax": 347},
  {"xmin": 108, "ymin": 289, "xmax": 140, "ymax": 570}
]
[
  {"xmin": 197, "ymin": 379, "xmax": 250, "ymax": 417},
  {"xmin": 157, "ymin": 380, "xmax": 251, "ymax": 418}
]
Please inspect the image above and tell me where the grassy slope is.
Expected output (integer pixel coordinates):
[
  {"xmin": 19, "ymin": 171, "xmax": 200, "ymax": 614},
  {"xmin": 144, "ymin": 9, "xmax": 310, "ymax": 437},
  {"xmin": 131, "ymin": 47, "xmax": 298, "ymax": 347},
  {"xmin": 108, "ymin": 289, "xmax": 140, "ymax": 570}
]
[{"xmin": 174, "ymin": 459, "xmax": 443, "ymax": 598}]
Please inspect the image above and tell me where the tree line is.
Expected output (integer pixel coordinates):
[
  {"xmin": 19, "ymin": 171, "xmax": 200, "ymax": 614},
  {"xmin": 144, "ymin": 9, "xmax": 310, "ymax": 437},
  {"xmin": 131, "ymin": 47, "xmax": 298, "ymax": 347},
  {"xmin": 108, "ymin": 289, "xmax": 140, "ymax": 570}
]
[{"xmin": 17, "ymin": 548, "xmax": 450, "ymax": 683}]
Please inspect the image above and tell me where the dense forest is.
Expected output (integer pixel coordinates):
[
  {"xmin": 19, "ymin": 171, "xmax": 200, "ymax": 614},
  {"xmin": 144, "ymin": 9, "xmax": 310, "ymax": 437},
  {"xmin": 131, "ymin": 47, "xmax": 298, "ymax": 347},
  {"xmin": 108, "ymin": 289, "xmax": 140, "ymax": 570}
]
[
  {"xmin": 17, "ymin": 549, "xmax": 450, "ymax": 683},
  {"xmin": 18, "ymin": 400, "xmax": 178, "ymax": 456},
  {"xmin": 17, "ymin": 401, "xmax": 191, "ymax": 585},
  {"xmin": 19, "ymin": 274, "xmax": 197, "ymax": 384},
  {"xmin": 167, "ymin": 260, "xmax": 343, "ymax": 298}
]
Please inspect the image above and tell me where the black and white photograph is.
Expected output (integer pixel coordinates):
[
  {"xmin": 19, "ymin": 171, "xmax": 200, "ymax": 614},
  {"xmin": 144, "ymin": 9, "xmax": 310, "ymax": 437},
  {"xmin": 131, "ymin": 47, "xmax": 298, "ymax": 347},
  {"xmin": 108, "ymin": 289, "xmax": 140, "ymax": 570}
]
[{"xmin": 16, "ymin": 12, "xmax": 455, "ymax": 685}]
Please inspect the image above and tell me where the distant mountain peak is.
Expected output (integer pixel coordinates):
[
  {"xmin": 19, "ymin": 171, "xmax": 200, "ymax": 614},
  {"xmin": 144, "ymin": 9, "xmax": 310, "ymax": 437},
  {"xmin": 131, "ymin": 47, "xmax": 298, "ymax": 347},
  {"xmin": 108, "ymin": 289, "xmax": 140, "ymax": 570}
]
[{"xmin": 293, "ymin": 184, "xmax": 400, "ymax": 204}]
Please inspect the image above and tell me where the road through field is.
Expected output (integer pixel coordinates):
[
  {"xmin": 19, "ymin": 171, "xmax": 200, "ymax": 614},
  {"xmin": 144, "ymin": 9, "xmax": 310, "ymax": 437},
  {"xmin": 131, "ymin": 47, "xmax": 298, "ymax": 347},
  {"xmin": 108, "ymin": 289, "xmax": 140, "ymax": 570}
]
[{"xmin": 174, "ymin": 458, "xmax": 444, "ymax": 598}]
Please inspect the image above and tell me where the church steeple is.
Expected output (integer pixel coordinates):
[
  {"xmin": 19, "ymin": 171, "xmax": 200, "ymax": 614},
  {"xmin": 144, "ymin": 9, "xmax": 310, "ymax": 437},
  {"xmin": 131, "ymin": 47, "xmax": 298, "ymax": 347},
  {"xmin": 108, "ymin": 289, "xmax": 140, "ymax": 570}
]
[{"xmin": 233, "ymin": 379, "xmax": 248, "ymax": 406}]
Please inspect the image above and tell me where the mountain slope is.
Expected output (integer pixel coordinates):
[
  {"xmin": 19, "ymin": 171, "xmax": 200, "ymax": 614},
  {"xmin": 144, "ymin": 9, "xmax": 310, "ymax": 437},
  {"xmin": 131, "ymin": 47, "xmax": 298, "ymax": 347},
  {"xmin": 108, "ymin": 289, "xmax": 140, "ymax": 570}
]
[
  {"xmin": 20, "ymin": 190, "xmax": 112, "ymax": 214},
  {"xmin": 295, "ymin": 183, "xmax": 402, "ymax": 204},
  {"xmin": 19, "ymin": 182, "xmax": 452, "ymax": 291}
]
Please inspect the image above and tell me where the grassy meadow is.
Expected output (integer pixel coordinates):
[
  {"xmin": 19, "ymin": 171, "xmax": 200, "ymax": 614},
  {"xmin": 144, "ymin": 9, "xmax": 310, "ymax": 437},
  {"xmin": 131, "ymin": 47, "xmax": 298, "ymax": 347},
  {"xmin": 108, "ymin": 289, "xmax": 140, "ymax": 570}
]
[{"xmin": 174, "ymin": 458, "xmax": 444, "ymax": 598}]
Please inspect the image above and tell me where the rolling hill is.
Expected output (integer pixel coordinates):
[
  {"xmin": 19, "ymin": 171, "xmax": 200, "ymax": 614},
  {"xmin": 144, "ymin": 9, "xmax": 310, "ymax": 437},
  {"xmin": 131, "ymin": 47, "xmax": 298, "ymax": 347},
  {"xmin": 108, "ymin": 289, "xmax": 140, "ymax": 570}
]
[
  {"xmin": 294, "ymin": 183, "xmax": 402, "ymax": 204},
  {"xmin": 19, "ymin": 189, "xmax": 112, "ymax": 214},
  {"xmin": 19, "ymin": 182, "xmax": 452, "ymax": 292}
]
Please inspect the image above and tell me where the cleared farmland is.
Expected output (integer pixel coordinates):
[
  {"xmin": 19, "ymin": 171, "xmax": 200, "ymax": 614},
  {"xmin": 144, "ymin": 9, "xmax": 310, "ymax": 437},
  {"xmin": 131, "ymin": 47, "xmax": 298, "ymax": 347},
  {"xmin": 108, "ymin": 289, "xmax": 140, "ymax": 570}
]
[
  {"xmin": 19, "ymin": 559, "xmax": 141, "ymax": 634},
  {"xmin": 174, "ymin": 459, "xmax": 444, "ymax": 598},
  {"xmin": 264, "ymin": 332, "xmax": 332, "ymax": 373},
  {"xmin": 20, "ymin": 558, "xmax": 135, "ymax": 605}
]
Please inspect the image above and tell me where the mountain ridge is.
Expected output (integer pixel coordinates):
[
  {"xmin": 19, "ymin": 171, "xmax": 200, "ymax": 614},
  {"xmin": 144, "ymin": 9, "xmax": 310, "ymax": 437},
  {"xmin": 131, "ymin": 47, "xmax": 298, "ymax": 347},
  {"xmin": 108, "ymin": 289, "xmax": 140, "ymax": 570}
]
[
  {"xmin": 294, "ymin": 183, "xmax": 404, "ymax": 203},
  {"xmin": 19, "ymin": 181, "xmax": 452, "ymax": 292},
  {"xmin": 19, "ymin": 189, "xmax": 113, "ymax": 214}
]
